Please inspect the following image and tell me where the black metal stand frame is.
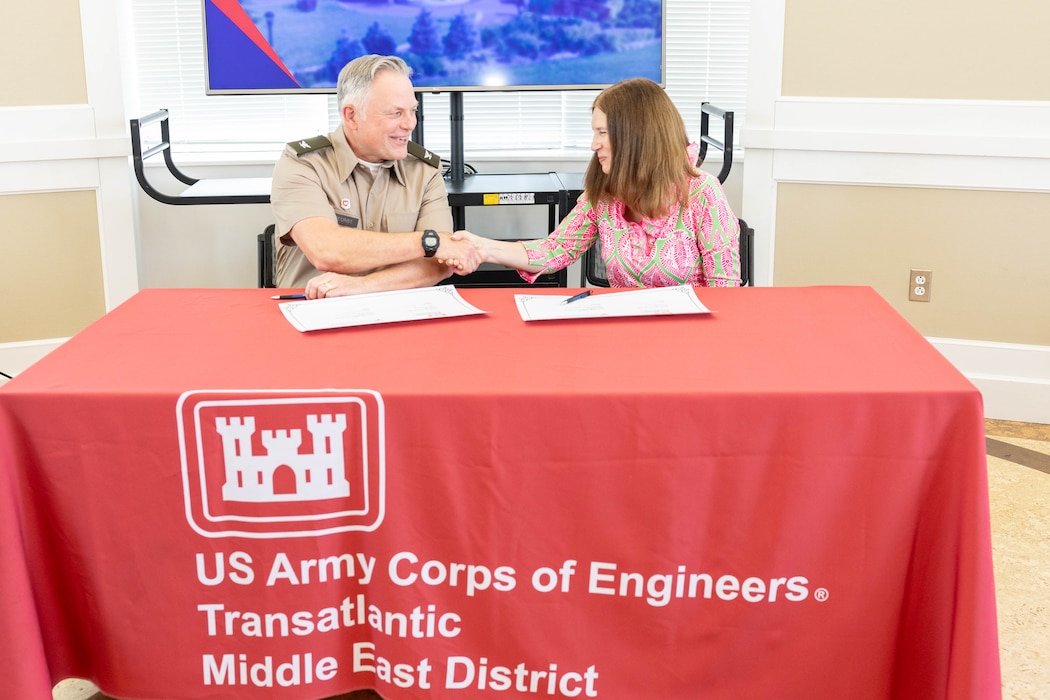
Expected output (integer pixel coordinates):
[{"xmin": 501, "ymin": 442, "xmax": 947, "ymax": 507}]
[{"xmin": 130, "ymin": 109, "xmax": 270, "ymax": 206}]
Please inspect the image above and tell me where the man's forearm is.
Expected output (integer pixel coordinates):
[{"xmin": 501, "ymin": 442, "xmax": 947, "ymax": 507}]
[
  {"xmin": 292, "ymin": 218, "xmax": 422, "ymax": 274},
  {"xmin": 292, "ymin": 218, "xmax": 480, "ymax": 276},
  {"xmin": 342, "ymin": 258, "xmax": 453, "ymax": 295}
]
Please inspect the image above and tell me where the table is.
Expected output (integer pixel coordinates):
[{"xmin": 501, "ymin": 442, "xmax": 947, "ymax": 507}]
[{"xmin": 0, "ymin": 287, "xmax": 1001, "ymax": 699}]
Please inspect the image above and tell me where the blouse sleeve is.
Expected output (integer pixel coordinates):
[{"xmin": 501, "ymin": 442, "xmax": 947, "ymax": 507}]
[
  {"xmin": 691, "ymin": 174, "xmax": 741, "ymax": 287},
  {"xmin": 517, "ymin": 195, "xmax": 600, "ymax": 284}
]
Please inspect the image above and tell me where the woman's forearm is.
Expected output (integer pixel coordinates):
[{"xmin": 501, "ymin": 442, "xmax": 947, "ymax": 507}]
[
  {"xmin": 454, "ymin": 232, "xmax": 546, "ymax": 273},
  {"xmin": 484, "ymin": 239, "xmax": 537, "ymax": 271}
]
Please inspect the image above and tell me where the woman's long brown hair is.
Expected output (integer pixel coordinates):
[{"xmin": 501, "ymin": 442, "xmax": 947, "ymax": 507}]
[{"xmin": 583, "ymin": 78, "xmax": 698, "ymax": 220}]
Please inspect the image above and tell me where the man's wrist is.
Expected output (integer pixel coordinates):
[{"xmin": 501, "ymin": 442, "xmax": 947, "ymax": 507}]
[{"xmin": 421, "ymin": 229, "xmax": 440, "ymax": 258}]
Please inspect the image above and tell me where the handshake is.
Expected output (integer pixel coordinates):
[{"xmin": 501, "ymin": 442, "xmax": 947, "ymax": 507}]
[
  {"xmin": 435, "ymin": 230, "xmax": 502, "ymax": 275},
  {"xmin": 304, "ymin": 230, "xmax": 533, "ymax": 299}
]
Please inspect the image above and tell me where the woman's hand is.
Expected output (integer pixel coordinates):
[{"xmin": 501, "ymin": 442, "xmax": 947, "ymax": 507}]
[
  {"xmin": 449, "ymin": 231, "xmax": 539, "ymax": 273},
  {"xmin": 448, "ymin": 230, "xmax": 490, "ymax": 264}
]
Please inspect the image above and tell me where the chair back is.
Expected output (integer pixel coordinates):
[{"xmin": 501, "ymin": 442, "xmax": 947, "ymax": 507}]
[{"xmin": 257, "ymin": 225, "xmax": 276, "ymax": 288}]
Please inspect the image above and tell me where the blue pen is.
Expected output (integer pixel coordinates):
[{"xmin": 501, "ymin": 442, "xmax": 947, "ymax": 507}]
[
  {"xmin": 561, "ymin": 290, "xmax": 592, "ymax": 305},
  {"xmin": 271, "ymin": 294, "xmax": 307, "ymax": 300}
]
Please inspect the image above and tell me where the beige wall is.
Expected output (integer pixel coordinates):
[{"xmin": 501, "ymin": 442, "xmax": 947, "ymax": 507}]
[
  {"xmin": 0, "ymin": 0, "xmax": 105, "ymax": 347},
  {"xmin": 782, "ymin": 0, "xmax": 1050, "ymax": 100},
  {"xmin": 774, "ymin": 184, "xmax": 1050, "ymax": 345},
  {"xmin": 0, "ymin": 0, "xmax": 87, "ymax": 106},
  {"xmin": 0, "ymin": 191, "xmax": 106, "ymax": 342},
  {"xmin": 769, "ymin": 0, "xmax": 1050, "ymax": 353}
]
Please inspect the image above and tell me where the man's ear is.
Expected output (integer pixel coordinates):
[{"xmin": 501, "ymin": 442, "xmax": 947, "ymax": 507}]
[{"xmin": 342, "ymin": 103, "xmax": 359, "ymax": 130}]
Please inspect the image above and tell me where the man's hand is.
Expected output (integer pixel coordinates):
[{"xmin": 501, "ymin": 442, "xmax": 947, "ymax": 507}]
[{"xmin": 305, "ymin": 273, "xmax": 365, "ymax": 298}]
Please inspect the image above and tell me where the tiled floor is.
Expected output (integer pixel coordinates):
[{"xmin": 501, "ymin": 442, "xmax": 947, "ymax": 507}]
[
  {"xmin": 53, "ymin": 420, "xmax": 1050, "ymax": 700},
  {"xmin": 985, "ymin": 420, "xmax": 1050, "ymax": 700}
]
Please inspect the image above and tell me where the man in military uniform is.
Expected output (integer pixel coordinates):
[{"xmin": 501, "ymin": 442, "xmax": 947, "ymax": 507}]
[{"xmin": 271, "ymin": 55, "xmax": 480, "ymax": 296}]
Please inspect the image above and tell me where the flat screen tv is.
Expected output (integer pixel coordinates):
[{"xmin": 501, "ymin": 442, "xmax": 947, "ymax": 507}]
[{"xmin": 203, "ymin": 0, "xmax": 664, "ymax": 94}]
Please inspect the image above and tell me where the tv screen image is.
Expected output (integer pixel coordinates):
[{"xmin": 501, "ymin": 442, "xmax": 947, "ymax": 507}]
[{"xmin": 203, "ymin": 0, "xmax": 664, "ymax": 94}]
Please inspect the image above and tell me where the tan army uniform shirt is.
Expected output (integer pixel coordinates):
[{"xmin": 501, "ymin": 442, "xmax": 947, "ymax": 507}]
[{"xmin": 270, "ymin": 127, "xmax": 453, "ymax": 289}]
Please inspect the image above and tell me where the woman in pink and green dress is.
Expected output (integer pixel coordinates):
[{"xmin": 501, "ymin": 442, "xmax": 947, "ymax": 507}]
[{"xmin": 451, "ymin": 77, "xmax": 741, "ymax": 287}]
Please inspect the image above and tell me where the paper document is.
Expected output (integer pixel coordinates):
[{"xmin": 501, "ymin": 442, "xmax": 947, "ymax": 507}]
[
  {"xmin": 514, "ymin": 286, "xmax": 711, "ymax": 322},
  {"xmin": 279, "ymin": 286, "xmax": 485, "ymax": 332}
]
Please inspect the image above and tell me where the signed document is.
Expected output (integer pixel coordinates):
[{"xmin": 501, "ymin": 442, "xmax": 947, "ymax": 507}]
[
  {"xmin": 514, "ymin": 286, "xmax": 712, "ymax": 322},
  {"xmin": 280, "ymin": 286, "xmax": 485, "ymax": 332}
]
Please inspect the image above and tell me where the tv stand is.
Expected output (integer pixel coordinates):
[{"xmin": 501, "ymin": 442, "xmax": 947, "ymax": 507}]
[
  {"xmin": 412, "ymin": 91, "xmax": 467, "ymax": 183},
  {"xmin": 416, "ymin": 91, "xmax": 571, "ymax": 287}
]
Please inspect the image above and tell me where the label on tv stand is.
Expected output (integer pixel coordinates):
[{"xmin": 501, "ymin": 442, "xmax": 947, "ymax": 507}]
[{"xmin": 484, "ymin": 192, "xmax": 536, "ymax": 205}]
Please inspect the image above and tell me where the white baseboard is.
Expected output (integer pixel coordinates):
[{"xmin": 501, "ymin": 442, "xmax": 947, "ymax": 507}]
[{"xmin": 930, "ymin": 338, "xmax": 1050, "ymax": 424}]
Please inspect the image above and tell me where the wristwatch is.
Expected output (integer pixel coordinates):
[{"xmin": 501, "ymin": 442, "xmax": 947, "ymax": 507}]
[{"xmin": 421, "ymin": 229, "xmax": 440, "ymax": 258}]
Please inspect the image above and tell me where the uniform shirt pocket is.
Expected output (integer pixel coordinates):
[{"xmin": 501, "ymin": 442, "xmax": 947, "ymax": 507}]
[{"xmin": 383, "ymin": 212, "xmax": 420, "ymax": 233}]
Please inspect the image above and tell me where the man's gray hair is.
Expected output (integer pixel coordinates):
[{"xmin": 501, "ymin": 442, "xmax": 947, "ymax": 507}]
[{"xmin": 337, "ymin": 55, "xmax": 413, "ymax": 110}]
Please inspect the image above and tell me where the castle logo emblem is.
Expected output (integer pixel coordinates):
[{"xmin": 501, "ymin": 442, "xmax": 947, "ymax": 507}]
[
  {"xmin": 177, "ymin": 390, "xmax": 385, "ymax": 538},
  {"xmin": 216, "ymin": 413, "xmax": 351, "ymax": 502}
]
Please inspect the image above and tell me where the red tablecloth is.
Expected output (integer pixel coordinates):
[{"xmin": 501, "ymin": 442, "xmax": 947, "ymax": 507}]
[{"xmin": 0, "ymin": 286, "xmax": 1000, "ymax": 699}]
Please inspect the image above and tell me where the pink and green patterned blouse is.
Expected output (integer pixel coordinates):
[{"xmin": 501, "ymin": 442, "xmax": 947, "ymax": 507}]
[{"xmin": 520, "ymin": 145, "xmax": 740, "ymax": 287}]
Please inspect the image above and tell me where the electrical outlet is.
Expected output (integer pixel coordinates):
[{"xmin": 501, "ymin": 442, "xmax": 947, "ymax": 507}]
[{"xmin": 909, "ymin": 269, "xmax": 932, "ymax": 302}]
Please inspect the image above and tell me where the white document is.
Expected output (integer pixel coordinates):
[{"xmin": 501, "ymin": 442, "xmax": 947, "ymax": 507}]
[
  {"xmin": 514, "ymin": 286, "xmax": 712, "ymax": 322},
  {"xmin": 279, "ymin": 285, "xmax": 485, "ymax": 332}
]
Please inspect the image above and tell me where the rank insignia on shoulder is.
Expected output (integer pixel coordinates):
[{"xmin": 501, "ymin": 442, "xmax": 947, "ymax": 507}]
[
  {"xmin": 407, "ymin": 140, "xmax": 442, "ymax": 169},
  {"xmin": 288, "ymin": 135, "xmax": 332, "ymax": 156}
]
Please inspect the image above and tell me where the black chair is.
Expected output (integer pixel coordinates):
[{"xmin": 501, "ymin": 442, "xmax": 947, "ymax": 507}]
[
  {"xmin": 257, "ymin": 225, "xmax": 276, "ymax": 288},
  {"xmin": 738, "ymin": 219, "xmax": 755, "ymax": 287},
  {"xmin": 585, "ymin": 218, "xmax": 754, "ymax": 288}
]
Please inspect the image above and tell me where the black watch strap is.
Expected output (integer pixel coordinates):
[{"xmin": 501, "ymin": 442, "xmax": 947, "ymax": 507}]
[{"xmin": 422, "ymin": 229, "xmax": 440, "ymax": 258}]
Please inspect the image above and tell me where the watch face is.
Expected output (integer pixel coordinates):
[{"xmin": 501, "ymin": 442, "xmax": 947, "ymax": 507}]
[{"xmin": 422, "ymin": 230, "xmax": 440, "ymax": 257}]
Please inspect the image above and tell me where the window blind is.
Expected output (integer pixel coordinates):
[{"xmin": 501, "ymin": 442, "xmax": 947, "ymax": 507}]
[{"xmin": 129, "ymin": 0, "xmax": 749, "ymax": 156}]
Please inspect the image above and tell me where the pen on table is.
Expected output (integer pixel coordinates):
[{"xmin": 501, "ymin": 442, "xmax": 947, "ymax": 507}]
[
  {"xmin": 271, "ymin": 294, "xmax": 306, "ymax": 300},
  {"xmin": 561, "ymin": 290, "xmax": 592, "ymax": 305}
]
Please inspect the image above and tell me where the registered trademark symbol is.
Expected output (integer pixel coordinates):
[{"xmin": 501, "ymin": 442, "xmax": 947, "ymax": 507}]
[{"xmin": 814, "ymin": 588, "xmax": 829, "ymax": 602}]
